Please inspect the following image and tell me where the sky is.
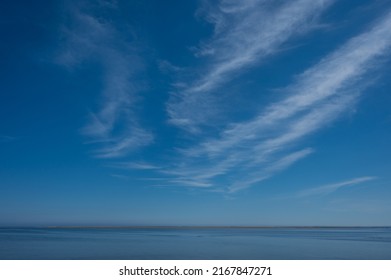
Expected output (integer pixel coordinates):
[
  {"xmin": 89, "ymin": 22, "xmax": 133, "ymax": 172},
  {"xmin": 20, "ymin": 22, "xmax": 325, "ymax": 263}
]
[{"xmin": 1, "ymin": 0, "xmax": 391, "ymax": 226}]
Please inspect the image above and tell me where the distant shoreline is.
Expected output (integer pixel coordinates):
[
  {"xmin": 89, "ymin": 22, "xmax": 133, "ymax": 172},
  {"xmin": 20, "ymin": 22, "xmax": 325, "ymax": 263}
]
[
  {"xmin": 46, "ymin": 225, "xmax": 391, "ymax": 229},
  {"xmin": 1, "ymin": 226, "xmax": 390, "ymax": 229}
]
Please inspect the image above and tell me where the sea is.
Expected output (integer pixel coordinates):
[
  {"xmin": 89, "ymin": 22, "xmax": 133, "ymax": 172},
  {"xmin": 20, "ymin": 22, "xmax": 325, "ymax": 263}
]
[{"xmin": 0, "ymin": 227, "xmax": 390, "ymax": 260}]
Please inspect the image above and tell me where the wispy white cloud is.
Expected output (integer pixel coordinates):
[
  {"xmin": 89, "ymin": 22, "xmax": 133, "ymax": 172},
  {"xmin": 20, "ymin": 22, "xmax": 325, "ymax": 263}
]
[
  {"xmin": 188, "ymin": 10, "xmax": 391, "ymax": 158},
  {"xmin": 167, "ymin": 0, "xmax": 334, "ymax": 131},
  {"xmin": 53, "ymin": 1, "xmax": 391, "ymax": 195},
  {"xmin": 161, "ymin": 9, "xmax": 391, "ymax": 193},
  {"xmin": 228, "ymin": 148, "xmax": 314, "ymax": 193},
  {"xmin": 169, "ymin": 179, "xmax": 213, "ymax": 188},
  {"xmin": 91, "ymin": 127, "xmax": 153, "ymax": 159},
  {"xmin": 57, "ymin": 1, "xmax": 153, "ymax": 158},
  {"xmin": 298, "ymin": 177, "xmax": 377, "ymax": 197},
  {"xmin": 109, "ymin": 161, "xmax": 161, "ymax": 170}
]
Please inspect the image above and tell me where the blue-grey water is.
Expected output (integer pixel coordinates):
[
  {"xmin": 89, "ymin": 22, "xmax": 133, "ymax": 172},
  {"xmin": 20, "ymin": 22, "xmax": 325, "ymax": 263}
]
[{"xmin": 0, "ymin": 227, "xmax": 390, "ymax": 260}]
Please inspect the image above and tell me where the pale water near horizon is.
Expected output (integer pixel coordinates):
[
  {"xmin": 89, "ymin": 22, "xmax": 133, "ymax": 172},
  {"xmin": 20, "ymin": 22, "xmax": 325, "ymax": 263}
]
[{"xmin": 0, "ymin": 227, "xmax": 390, "ymax": 259}]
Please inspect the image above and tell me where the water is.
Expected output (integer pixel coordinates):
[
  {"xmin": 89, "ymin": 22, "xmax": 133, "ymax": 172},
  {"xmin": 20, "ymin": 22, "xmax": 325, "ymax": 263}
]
[{"xmin": 0, "ymin": 227, "xmax": 390, "ymax": 259}]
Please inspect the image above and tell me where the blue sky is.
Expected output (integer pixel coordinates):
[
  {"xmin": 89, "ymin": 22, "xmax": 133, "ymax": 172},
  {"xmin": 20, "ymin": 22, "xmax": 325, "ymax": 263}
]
[{"xmin": 1, "ymin": 0, "xmax": 391, "ymax": 226}]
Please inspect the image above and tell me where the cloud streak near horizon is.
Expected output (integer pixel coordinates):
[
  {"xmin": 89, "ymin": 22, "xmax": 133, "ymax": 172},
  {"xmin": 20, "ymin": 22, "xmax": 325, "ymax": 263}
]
[{"xmin": 297, "ymin": 177, "xmax": 377, "ymax": 197}]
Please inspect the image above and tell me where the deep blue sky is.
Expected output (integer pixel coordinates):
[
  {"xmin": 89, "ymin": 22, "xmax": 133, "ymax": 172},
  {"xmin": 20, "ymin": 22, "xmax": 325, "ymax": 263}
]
[{"xmin": 1, "ymin": 0, "xmax": 391, "ymax": 226}]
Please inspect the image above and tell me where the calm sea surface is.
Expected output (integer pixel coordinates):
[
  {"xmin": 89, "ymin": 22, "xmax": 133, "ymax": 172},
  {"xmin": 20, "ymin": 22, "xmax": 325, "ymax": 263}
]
[{"xmin": 0, "ymin": 227, "xmax": 390, "ymax": 260}]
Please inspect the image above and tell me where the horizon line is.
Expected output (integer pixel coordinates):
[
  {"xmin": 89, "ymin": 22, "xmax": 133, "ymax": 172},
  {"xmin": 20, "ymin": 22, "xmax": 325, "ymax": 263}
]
[{"xmin": 1, "ymin": 225, "xmax": 390, "ymax": 229}]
